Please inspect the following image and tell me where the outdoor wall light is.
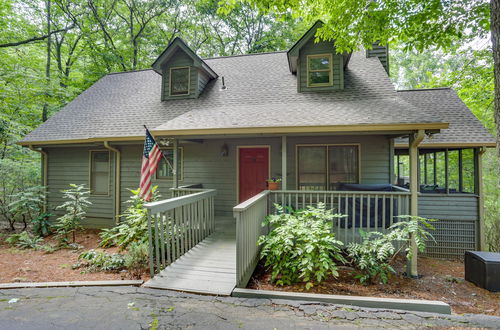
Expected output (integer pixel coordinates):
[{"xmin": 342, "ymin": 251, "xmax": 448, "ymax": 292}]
[{"xmin": 221, "ymin": 143, "xmax": 229, "ymax": 157}]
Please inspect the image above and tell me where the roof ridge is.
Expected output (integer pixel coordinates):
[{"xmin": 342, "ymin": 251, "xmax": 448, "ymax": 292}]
[
  {"xmin": 397, "ymin": 87, "xmax": 451, "ymax": 92},
  {"xmin": 106, "ymin": 68, "xmax": 154, "ymax": 76},
  {"xmin": 202, "ymin": 50, "xmax": 287, "ymax": 60}
]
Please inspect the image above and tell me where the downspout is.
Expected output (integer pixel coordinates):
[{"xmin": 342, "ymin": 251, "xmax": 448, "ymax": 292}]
[
  {"xmin": 408, "ymin": 129, "xmax": 425, "ymax": 278},
  {"xmin": 29, "ymin": 145, "xmax": 48, "ymax": 213},
  {"xmin": 104, "ymin": 141, "xmax": 121, "ymax": 224}
]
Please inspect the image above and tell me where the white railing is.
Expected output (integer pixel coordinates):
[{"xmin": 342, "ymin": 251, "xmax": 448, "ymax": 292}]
[
  {"xmin": 268, "ymin": 190, "xmax": 411, "ymax": 244},
  {"xmin": 145, "ymin": 189, "xmax": 216, "ymax": 276},
  {"xmin": 233, "ymin": 191, "xmax": 269, "ymax": 288}
]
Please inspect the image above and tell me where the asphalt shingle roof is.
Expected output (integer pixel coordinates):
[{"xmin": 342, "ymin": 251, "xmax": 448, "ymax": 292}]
[
  {"xmin": 395, "ymin": 88, "xmax": 495, "ymax": 147},
  {"xmin": 20, "ymin": 49, "xmax": 492, "ymax": 147}
]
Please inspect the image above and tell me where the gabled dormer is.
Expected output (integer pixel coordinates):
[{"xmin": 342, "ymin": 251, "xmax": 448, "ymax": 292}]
[
  {"xmin": 287, "ymin": 21, "xmax": 350, "ymax": 93},
  {"xmin": 152, "ymin": 38, "xmax": 218, "ymax": 100}
]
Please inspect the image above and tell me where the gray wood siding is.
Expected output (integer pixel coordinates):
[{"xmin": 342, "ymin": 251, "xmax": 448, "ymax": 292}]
[
  {"xmin": 298, "ymin": 38, "xmax": 344, "ymax": 92},
  {"xmin": 161, "ymin": 49, "xmax": 198, "ymax": 100},
  {"xmin": 366, "ymin": 43, "xmax": 389, "ymax": 74},
  {"xmin": 419, "ymin": 195, "xmax": 479, "ymax": 221},
  {"xmin": 198, "ymin": 70, "xmax": 211, "ymax": 95},
  {"xmin": 46, "ymin": 146, "xmax": 115, "ymax": 228}
]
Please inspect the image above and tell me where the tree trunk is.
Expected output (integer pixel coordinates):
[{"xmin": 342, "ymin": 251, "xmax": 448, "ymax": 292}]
[
  {"xmin": 491, "ymin": 0, "xmax": 500, "ymax": 183},
  {"xmin": 42, "ymin": 0, "xmax": 52, "ymax": 122}
]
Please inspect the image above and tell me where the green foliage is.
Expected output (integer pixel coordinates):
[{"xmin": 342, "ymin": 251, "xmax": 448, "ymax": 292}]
[
  {"xmin": 54, "ymin": 184, "xmax": 91, "ymax": 244},
  {"xmin": 6, "ymin": 231, "xmax": 43, "ymax": 249},
  {"xmin": 346, "ymin": 215, "xmax": 435, "ymax": 284},
  {"xmin": 258, "ymin": 203, "xmax": 345, "ymax": 289},
  {"xmin": 77, "ymin": 249, "xmax": 126, "ymax": 272},
  {"xmin": 31, "ymin": 213, "xmax": 53, "ymax": 237},
  {"xmin": 99, "ymin": 186, "xmax": 158, "ymax": 250},
  {"xmin": 124, "ymin": 242, "xmax": 149, "ymax": 278}
]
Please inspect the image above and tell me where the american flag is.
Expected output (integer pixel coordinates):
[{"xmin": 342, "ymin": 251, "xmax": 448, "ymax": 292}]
[{"xmin": 139, "ymin": 129, "xmax": 162, "ymax": 201}]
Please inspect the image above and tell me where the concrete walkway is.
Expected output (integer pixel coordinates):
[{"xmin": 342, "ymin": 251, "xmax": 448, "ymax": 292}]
[{"xmin": 1, "ymin": 286, "xmax": 499, "ymax": 329}]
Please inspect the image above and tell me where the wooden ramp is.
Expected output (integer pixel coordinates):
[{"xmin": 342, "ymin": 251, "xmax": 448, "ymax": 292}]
[{"xmin": 144, "ymin": 217, "xmax": 236, "ymax": 296}]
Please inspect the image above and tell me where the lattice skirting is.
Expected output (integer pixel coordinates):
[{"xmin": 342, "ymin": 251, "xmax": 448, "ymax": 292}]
[{"xmin": 422, "ymin": 219, "xmax": 477, "ymax": 259}]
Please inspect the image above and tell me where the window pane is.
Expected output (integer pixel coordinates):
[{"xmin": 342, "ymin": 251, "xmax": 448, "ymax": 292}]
[
  {"xmin": 157, "ymin": 148, "xmax": 182, "ymax": 179},
  {"xmin": 308, "ymin": 71, "xmax": 330, "ymax": 85},
  {"xmin": 298, "ymin": 146, "xmax": 326, "ymax": 190},
  {"xmin": 91, "ymin": 152, "xmax": 109, "ymax": 194},
  {"xmin": 170, "ymin": 68, "xmax": 189, "ymax": 95},
  {"xmin": 309, "ymin": 56, "xmax": 330, "ymax": 70},
  {"xmin": 328, "ymin": 146, "xmax": 359, "ymax": 189}
]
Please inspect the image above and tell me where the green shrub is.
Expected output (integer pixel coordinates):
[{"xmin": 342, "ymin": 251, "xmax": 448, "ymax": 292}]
[
  {"xmin": 55, "ymin": 184, "xmax": 91, "ymax": 244},
  {"xmin": 346, "ymin": 215, "xmax": 435, "ymax": 285},
  {"xmin": 100, "ymin": 186, "xmax": 158, "ymax": 250},
  {"xmin": 125, "ymin": 242, "xmax": 149, "ymax": 278},
  {"xmin": 8, "ymin": 185, "xmax": 47, "ymax": 230},
  {"xmin": 258, "ymin": 203, "xmax": 346, "ymax": 289},
  {"xmin": 77, "ymin": 249, "xmax": 126, "ymax": 272},
  {"xmin": 6, "ymin": 231, "xmax": 43, "ymax": 249},
  {"xmin": 31, "ymin": 213, "xmax": 53, "ymax": 237}
]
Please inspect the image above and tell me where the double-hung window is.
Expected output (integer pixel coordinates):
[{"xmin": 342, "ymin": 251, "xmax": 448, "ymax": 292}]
[
  {"xmin": 90, "ymin": 151, "xmax": 110, "ymax": 195},
  {"xmin": 297, "ymin": 145, "xmax": 359, "ymax": 190},
  {"xmin": 169, "ymin": 67, "xmax": 190, "ymax": 96},
  {"xmin": 156, "ymin": 148, "xmax": 183, "ymax": 180},
  {"xmin": 307, "ymin": 54, "xmax": 333, "ymax": 87}
]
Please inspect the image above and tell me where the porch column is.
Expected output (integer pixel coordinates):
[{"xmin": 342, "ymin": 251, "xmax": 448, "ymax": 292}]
[
  {"xmin": 409, "ymin": 130, "xmax": 425, "ymax": 278},
  {"xmin": 173, "ymin": 138, "xmax": 179, "ymax": 188},
  {"xmin": 475, "ymin": 147, "xmax": 486, "ymax": 250},
  {"xmin": 281, "ymin": 136, "xmax": 287, "ymax": 190}
]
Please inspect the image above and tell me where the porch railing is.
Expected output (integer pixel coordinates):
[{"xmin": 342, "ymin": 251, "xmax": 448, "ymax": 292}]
[
  {"xmin": 145, "ymin": 189, "xmax": 217, "ymax": 276},
  {"xmin": 233, "ymin": 191, "xmax": 269, "ymax": 288},
  {"xmin": 268, "ymin": 190, "xmax": 411, "ymax": 244}
]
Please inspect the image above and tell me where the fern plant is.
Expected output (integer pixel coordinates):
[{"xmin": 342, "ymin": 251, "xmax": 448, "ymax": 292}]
[
  {"xmin": 258, "ymin": 203, "xmax": 346, "ymax": 289},
  {"xmin": 6, "ymin": 231, "xmax": 43, "ymax": 249},
  {"xmin": 54, "ymin": 184, "xmax": 91, "ymax": 244},
  {"xmin": 99, "ymin": 186, "xmax": 158, "ymax": 250},
  {"xmin": 346, "ymin": 215, "xmax": 436, "ymax": 285}
]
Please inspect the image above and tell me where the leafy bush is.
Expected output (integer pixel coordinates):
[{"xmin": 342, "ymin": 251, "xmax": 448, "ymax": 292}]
[
  {"xmin": 100, "ymin": 186, "xmax": 158, "ymax": 250},
  {"xmin": 346, "ymin": 215, "xmax": 435, "ymax": 285},
  {"xmin": 6, "ymin": 231, "xmax": 43, "ymax": 249},
  {"xmin": 54, "ymin": 184, "xmax": 91, "ymax": 244},
  {"xmin": 125, "ymin": 242, "xmax": 149, "ymax": 278},
  {"xmin": 77, "ymin": 249, "xmax": 126, "ymax": 272},
  {"xmin": 31, "ymin": 213, "xmax": 53, "ymax": 237},
  {"xmin": 8, "ymin": 185, "xmax": 47, "ymax": 230},
  {"xmin": 258, "ymin": 203, "xmax": 346, "ymax": 289}
]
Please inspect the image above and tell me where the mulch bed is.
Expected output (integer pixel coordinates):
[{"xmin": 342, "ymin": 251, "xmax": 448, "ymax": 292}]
[
  {"xmin": 248, "ymin": 256, "xmax": 500, "ymax": 315},
  {"xmin": 0, "ymin": 229, "xmax": 149, "ymax": 283}
]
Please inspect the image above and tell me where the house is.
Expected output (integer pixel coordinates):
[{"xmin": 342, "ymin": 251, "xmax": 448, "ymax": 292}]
[{"xmin": 20, "ymin": 21, "xmax": 495, "ymax": 292}]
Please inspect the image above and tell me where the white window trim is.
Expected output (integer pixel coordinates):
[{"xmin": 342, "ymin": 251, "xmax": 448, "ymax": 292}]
[
  {"xmin": 306, "ymin": 53, "xmax": 334, "ymax": 88},
  {"xmin": 89, "ymin": 150, "xmax": 111, "ymax": 196},
  {"xmin": 155, "ymin": 147, "xmax": 184, "ymax": 181},
  {"xmin": 169, "ymin": 66, "xmax": 191, "ymax": 96}
]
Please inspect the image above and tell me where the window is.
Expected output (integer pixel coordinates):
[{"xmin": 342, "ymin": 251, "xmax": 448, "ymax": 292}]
[
  {"xmin": 90, "ymin": 151, "xmax": 110, "ymax": 195},
  {"xmin": 298, "ymin": 145, "xmax": 359, "ymax": 190},
  {"xmin": 156, "ymin": 148, "xmax": 183, "ymax": 180},
  {"xmin": 169, "ymin": 67, "xmax": 190, "ymax": 95},
  {"xmin": 307, "ymin": 54, "xmax": 333, "ymax": 87}
]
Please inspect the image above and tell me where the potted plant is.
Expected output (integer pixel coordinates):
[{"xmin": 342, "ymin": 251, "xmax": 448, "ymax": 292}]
[{"xmin": 267, "ymin": 177, "xmax": 282, "ymax": 190}]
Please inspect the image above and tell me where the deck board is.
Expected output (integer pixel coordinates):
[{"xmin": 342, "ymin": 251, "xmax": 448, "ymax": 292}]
[{"xmin": 144, "ymin": 217, "xmax": 237, "ymax": 296}]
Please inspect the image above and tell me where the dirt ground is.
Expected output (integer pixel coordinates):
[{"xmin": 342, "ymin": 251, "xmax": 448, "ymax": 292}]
[
  {"xmin": 0, "ymin": 229, "xmax": 149, "ymax": 283},
  {"xmin": 248, "ymin": 257, "xmax": 500, "ymax": 316}
]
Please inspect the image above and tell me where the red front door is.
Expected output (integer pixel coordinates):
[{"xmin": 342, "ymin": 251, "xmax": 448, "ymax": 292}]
[{"xmin": 239, "ymin": 147, "xmax": 269, "ymax": 203}]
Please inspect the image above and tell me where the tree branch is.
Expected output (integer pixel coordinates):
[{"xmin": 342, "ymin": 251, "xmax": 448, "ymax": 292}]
[{"xmin": 0, "ymin": 25, "xmax": 74, "ymax": 48}]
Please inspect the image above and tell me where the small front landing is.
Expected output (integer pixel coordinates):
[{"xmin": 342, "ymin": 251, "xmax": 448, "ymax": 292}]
[{"xmin": 144, "ymin": 219, "xmax": 236, "ymax": 296}]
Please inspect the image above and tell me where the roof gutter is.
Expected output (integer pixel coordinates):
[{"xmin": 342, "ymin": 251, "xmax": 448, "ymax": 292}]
[
  {"xmin": 104, "ymin": 141, "xmax": 121, "ymax": 224},
  {"xmin": 28, "ymin": 145, "xmax": 48, "ymax": 213}
]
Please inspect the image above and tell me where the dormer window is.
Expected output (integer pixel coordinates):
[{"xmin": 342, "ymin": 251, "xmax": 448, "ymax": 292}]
[
  {"xmin": 307, "ymin": 54, "xmax": 333, "ymax": 87},
  {"xmin": 170, "ymin": 67, "xmax": 190, "ymax": 96}
]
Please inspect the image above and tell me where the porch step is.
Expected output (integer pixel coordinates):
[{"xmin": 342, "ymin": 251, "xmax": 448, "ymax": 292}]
[{"xmin": 144, "ymin": 223, "xmax": 237, "ymax": 296}]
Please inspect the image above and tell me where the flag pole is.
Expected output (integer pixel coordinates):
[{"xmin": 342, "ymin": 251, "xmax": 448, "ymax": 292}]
[{"xmin": 143, "ymin": 125, "xmax": 175, "ymax": 172}]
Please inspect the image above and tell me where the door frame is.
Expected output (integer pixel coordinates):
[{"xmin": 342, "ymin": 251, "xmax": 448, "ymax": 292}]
[{"xmin": 236, "ymin": 145, "xmax": 271, "ymax": 203}]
